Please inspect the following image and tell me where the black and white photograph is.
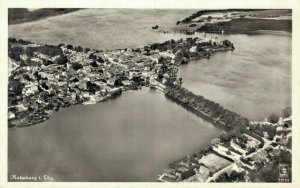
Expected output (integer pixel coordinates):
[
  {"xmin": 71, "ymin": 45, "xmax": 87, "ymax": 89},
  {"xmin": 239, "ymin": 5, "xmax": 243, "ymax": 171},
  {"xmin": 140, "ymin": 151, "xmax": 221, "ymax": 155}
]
[{"xmin": 2, "ymin": 0, "xmax": 300, "ymax": 187}]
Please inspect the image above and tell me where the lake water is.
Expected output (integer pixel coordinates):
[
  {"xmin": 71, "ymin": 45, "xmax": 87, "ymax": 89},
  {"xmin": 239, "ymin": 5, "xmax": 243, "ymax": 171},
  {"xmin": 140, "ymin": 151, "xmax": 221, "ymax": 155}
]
[
  {"xmin": 178, "ymin": 34, "xmax": 291, "ymax": 120},
  {"xmin": 8, "ymin": 9, "xmax": 291, "ymax": 181},
  {"xmin": 8, "ymin": 88, "xmax": 221, "ymax": 181},
  {"xmin": 8, "ymin": 9, "xmax": 195, "ymax": 50}
]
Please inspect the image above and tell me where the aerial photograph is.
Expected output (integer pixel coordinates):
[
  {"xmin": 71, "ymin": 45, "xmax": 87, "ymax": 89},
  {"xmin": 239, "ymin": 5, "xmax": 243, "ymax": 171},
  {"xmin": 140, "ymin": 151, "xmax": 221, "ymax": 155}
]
[{"xmin": 8, "ymin": 8, "xmax": 292, "ymax": 182}]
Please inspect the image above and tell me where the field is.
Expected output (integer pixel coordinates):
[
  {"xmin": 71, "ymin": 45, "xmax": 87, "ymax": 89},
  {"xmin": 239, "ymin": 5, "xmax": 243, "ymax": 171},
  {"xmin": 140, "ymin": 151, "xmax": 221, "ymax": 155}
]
[
  {"xmin": 197, "ymin": 18, "xmax": 292, "ymax": 34},
  {"xmin": 249, "ymin": 9, "xmax": 291, "ymax": 18}
]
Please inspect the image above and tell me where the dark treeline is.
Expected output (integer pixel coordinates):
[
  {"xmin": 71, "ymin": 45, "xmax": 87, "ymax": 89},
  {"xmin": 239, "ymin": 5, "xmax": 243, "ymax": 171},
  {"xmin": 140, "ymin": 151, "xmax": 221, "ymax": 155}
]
[
  {"xmin": 25, "ymin": 45, "xmax": 63, "ymax": 57},
  {"xmin": 164, "ymin": 83, "xmax": 249, "ymax": 130},
  {"xmin": 179, "ymin": 9, "xmax": 268, "ymax": 24},
  {"xmin": 8, "ymin": 8, "xmax": 81, "ymax": 25},
  {"xmin": 197, "ymin": 18, "xmax": 292, "ymax": 33},
  {"xmin": 9, "ymin": 41, "xmax": 65, "ymax": 66},
  {"xmin": 8, "ymin": 38, "xmax": 88, "ymax": 67}
]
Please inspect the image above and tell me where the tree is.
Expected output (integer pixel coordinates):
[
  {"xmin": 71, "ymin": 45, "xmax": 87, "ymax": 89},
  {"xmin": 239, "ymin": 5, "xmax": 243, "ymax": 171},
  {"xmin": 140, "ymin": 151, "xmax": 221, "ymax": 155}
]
[
  {"xmin": 181, "ymin": 169, "xmax": 195, "ymax": 180},
  {"xmin": 268, "ymin": 114, "xmax": 279, "ymax": 124},
  {"xmin": 71, "ymin": 78, "xmax": 79, "ymax": 82},
  {"xmin": 57, "ymin": 55, "xmax": 68, "ymax": 65},
  {"xmin": 84, "ymin": 48, "xmax": 90, "ymax": 53},
  {"xmin": 18, "ymin": 39, "xmax": 31, "ymax": 45},
  {"xmin": 157, "ymin": 73, "xmax": 164, "ymax": 80},
  {"xmin": 72, "ymin": 62, "xmax": 83, "ymax": 70},
  {"xmin": 42, "ymin": 59, "xmax": 54, "ymax": 66},
  {"xmin": 41, "ymin": 82, "xmax": 49, "ymax": 90},
  {"xmin": 219, "ymin": 132, "xmax": 231, "ymax": 143},
  {"xmin": 246, "ymin": 147, "xmax": 256, "ymax": 155},
  {"xmin": 8, "ymin": 37, "xmax": 17, "ymax": 43},
  {"xmin": 181, "ymin": 57, "xmax": 188, "ymax": 64},
  {"xmin": 23, "ymin": 74, "xmax": 32, "ymax": 81},
  {"xmin": 67, "ymin": 44, "xmax": 73, "ymax": 50},
  {"xmin": 9, "ymin": 46, "xmax": 24, "ymax": 61},
  {"xmin": 9, "ymin": 80, "xmax": 24, "ymax": 95},
  {"xmin": 265, "ymin": 125, "xmax": 277, "ymax": 140},
  {"xmin": 75, "ymin": 46, "xmax": 83, "ymax": 52},
  {"xmin": 238, "ymin": 134, "xmax": 248, "ymax": 143},
  {"xmin": 158, "ymin": 56, "xmax": 166, "ymax": 64},
  {"xmin": 91, "ymin": 60, "xmax": 99, "ymax": 67},
  {"xmin": 254, "ymin": 127, "xmax": 264, "ymax": 137},
  {"xmin": 86, "ymin": 81, "xmax": 100, "ymax": 94},
  {"xmin": 282, "ymin": 107, "xmax": 292, "ymax": 118},
  {"xmin": 152, "ymin": 25, "xmax": 159, "ymax": 29},
  {"xmin": 34, "ymin": 71, "xmax": 42, "ymax": 81},
  {"xmin": 223, "ymin": 40, "xmax": 233, "ymax": 47},
  {"xmin": 114, "ymin": 79, "xmax": 124, "ymax": 87},
  {"xmin": 179, "ymin": 77, "xmax": 183, "ymax": 86}
]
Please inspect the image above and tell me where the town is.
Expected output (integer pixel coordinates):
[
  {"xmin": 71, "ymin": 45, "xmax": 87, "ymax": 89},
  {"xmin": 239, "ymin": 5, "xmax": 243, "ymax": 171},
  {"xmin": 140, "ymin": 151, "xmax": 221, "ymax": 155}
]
[
  {"xmin": 8, "ymin": 35, "xmax": 291, "ymax": 182},
  {"xmin": 8, "ymin": 36, "xmax": 233, "ymax": 127}
]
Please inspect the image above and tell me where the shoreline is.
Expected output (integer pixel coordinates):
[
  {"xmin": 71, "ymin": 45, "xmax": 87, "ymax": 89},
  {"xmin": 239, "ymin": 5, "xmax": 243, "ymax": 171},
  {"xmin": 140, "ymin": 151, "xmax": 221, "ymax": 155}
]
[
  {"xmin": 197, "ymin": 30, "xmax": 292, "ymax": 36},
  {"xmin": 246, "ymin": 30, "xmax": 292, "ymax": 36},
  {"xmin": 8, "ymin": 8, "xmax": 82, "ymax": 25}
]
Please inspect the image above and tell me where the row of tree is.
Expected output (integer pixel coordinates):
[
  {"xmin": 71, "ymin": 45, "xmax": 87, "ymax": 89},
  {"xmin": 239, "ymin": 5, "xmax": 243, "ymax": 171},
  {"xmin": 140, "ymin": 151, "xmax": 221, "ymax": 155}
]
[
  {"xmin": 164, "ymin": 83, "xmax": 249, "ymax": 130},
  {"xmin": 9, "ymin": 38, "xmax": 32, "ymax": 45},
  {"xmin": 25, "ymin": 45, "xmax": 63, "ymax": 57}
]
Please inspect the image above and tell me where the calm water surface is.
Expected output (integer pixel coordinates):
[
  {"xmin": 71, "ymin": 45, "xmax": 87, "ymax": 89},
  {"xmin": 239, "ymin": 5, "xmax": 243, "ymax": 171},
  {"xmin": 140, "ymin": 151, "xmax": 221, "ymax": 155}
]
[
  {"xmin": 8, "ymin": 9, "xmax": 195, "ymax": 50},
  {"xmin": 178, "ymin": 34, "xmax": 291, "ymax": 120},
  {"xmin": 9, "ymin": 88, "xmax": 222, "ymax": 181}
]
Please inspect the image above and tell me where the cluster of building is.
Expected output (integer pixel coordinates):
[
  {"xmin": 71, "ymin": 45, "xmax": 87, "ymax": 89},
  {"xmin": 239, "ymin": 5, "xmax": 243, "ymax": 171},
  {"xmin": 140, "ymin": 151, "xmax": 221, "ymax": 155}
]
[
  {"xmin": 158, "ymin": 115, "xmax": 292, "ymax": 182},
  {"xmin": 8, "ymin": 42, "xmax": 174, "ymax": 127},
  {"xmin": 8, "ymin": 36, "xmax": 231, "ymax": 127}
]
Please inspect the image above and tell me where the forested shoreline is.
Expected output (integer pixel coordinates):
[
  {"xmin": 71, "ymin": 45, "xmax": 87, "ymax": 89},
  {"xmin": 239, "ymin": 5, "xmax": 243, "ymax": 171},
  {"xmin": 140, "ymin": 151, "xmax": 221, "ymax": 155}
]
[
  {"xmin": 8, "ymin": 8, "xmax": 81, "ymax": 25},
  {"xmin": 164, "ymin": 82, "xmax": 250, "ymax": 130}
]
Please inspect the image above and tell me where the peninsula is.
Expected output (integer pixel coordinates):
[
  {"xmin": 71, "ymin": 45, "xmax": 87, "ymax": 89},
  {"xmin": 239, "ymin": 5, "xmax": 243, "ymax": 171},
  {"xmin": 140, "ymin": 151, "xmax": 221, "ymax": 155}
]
[{"xmin": 8, "ymin": 36, "xmax": 234, "ymax": 127}]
